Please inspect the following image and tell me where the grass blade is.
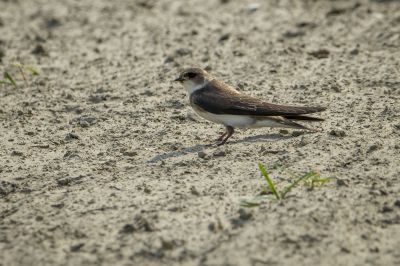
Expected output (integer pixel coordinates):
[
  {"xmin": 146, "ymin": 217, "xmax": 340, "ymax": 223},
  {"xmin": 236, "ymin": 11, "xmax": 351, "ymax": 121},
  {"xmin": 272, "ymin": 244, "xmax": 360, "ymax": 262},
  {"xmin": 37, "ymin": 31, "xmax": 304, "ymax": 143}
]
[
  {"xmin": 258, "ymin": 162, "xmax": 280, "ymax": 200},
  {"xmin": 240, "ymin": 195, "xmax": 275, "ymax": 208},
  {"xmin": 281, "ymin": 171, "xmax": 317, "ymax": 199},
  {"xmin": 306, "ymin": 176, "xmax": 332, "ymax": 189},
  {"xmin": 4, "ymin": 72, "xmax": 16, "ymax": 87},
  {"xmin": 313, "ymin": 177, "xmax": 332, "ymax": 184},
  {"xmin": 240, "ymin": 200, "xmax": 261, "ymax": 208},
  {"xmin": 24, "ymin": 65, "xmax": 39, "ymax": 76},
  {"xmin": 13, "ymin": 63, "xmax": 39, "ymax": 76}
]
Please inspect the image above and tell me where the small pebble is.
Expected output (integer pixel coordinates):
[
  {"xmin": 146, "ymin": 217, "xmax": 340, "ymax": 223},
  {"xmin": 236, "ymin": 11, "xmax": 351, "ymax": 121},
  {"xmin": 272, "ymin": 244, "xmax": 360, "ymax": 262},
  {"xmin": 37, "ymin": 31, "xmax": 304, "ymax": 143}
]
[
  {"xmin": 381, "ymin": 205, "xmax": 393, "ymax": 213},
  {"xmin": 218, "ymin": 33, "xmax": 230, "ymax": 43},
  {"xmin": 46, "ymin": 17, "xmax": 61, "ymax": 28},
  {"xmin": 247, "ymin": 3, "xmax": 260, "ymax": 12},
  {"xmin": 78, "ymin": 116, "xmax": 97, "ymax": 127},
  {"xmin": 88, "ymin": 94, "xmax": 107, "ymax": 103},
  {"xmin": 350, "ymin": 49, "xmax": 359, "ymax": 55},
  {"xmin": 292, "ymin": 131, "xmax": 303, "ymax": 137},
  {"xmin": 65, "ymin": 132, "xmax": 79, "ymax": 140},
  {"xmin": 11, "ymin": 150, "xmax": 23, "ymax": 156},
  {"xmin": 163, "ymin": 56, "xmax": 174, "ymax": 64},
  {"xmin": 331, "ymin": 85, "xmax": 341, "ymax": 92},
  {"xmin": 329, "ymin": 128, "xmax": 346, "ymax": 137},
  {"xmin": 70, "ymin": 243, "xmax": 85, "ymax": 252},
  {"xmin": 175, "ymin": 48, "xmax": 192, "ymax": 56},
  {"xmin": 208, "ymin": 222, "xmax": 216, "ymax": 232},
  {"xmin": 367, "ymin": 144, "xmax": 379, "ymax": 153},
  {"xmin": 123, "ymin": 150, "xmax": 138, "ymax": 157},
  {"xmin": 79, "ymin": 120, "xmax": 90, "ymax": 128},
  {"xmin": 336, "ymin": 179, "xmax": 347, "ymax": 187},
  {"xmin": 51, "ymin": 202, "xmax": 64, "ymax": 208},
  {"xmin": 308, "ymin": 49, "xmax": 330, "ymax": 59},
  {"xmin": 190, "ymin": 186, "xmax": 200, "ymax": 196},
  {"xmin": 298, "ymin": 137, "xmax": 309, "ymax": 147},
  {"xmin": 0, "ymin": 48, "xmax": 4, "ymax": 60},
  {"xmin": 282, "ymin": 31, "xmax": 305, "ymax": 38},
  {"xmin": 238, "ymin": 209, "xmax": 252, "ymax": 220},
  {"xmin": 197, "ymin": 151, "xmax": 207, "ymax": 158},
  {"xmin": 31, "ymin": 44, "xmax": 46, "ymax": 55},
  {"xmin": 120, "ymin": 224, "xmax": 135, "ymax": 234},
  {"xmin": 213, "ymin": 150, "xmax": 226, "ymax": 157}
]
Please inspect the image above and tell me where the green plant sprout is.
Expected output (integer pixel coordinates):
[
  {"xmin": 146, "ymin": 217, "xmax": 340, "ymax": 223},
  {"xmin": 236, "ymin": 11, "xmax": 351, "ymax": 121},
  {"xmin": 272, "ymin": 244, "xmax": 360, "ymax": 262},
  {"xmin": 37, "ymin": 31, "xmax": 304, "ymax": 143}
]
[
  {"xmin": 0, "ymin": 63, "xmax": 39, "ymax": 87},
  {"xmin": 241, "ymin": 163, "xmax": 332, "ymax": 207},
  {"xmin": 0, "ymin": 72, "xmax": 16, "ymax": 86}
]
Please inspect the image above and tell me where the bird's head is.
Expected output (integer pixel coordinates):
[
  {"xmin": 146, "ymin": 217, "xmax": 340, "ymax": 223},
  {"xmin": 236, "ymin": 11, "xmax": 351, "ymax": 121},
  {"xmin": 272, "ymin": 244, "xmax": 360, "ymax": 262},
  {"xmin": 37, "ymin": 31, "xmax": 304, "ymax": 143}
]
[{"xmin": 174, "ymin": 68, "xmax": 212, "ymax": 94}]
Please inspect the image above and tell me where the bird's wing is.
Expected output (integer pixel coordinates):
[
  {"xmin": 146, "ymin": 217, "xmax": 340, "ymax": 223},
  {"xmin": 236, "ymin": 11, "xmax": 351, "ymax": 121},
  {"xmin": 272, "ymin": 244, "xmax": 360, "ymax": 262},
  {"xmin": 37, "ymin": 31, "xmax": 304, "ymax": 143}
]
[{"xmin": 191, "ymin": 80, "xmax": 326, "ymax": 116}]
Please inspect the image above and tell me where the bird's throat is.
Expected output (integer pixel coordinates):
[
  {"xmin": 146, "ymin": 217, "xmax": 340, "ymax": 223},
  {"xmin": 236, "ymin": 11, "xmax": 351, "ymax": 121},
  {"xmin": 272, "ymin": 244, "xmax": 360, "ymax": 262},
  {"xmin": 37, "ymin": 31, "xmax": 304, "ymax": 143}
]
[{"xmin": 184, "ymin": 81, "xmax": 207, "ymax": 95}]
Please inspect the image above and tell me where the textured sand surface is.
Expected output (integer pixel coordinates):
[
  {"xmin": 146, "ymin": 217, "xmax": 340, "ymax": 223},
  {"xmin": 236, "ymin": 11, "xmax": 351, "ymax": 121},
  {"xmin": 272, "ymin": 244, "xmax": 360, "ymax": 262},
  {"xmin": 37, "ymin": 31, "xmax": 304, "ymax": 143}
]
[{"xmin": 1, "ymin": 0, "xmax": 400, "ymax": 265}]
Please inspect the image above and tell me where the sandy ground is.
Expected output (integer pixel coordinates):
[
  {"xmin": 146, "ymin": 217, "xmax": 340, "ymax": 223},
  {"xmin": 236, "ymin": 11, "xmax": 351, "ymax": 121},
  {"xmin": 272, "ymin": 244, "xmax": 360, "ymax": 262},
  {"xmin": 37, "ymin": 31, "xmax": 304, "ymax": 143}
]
[{"xmin": 1, "ymin": 0, "xmax": 400, "ymax": 265}]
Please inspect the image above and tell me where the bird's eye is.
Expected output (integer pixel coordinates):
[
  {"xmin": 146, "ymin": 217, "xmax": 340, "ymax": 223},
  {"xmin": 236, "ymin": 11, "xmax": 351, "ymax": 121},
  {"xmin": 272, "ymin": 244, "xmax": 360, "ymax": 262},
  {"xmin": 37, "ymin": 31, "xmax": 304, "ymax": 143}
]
[{"xmin": 186, "ymin": 72, "xmax": 196, "ymax": 79}]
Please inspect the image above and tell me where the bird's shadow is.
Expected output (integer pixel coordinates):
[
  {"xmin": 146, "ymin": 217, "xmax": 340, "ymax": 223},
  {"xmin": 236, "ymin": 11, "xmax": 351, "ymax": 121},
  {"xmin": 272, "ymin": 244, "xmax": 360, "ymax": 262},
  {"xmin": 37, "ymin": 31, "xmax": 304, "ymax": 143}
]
[{"xmin": 148, "ymin": 133, "xmax": 295, "ymax": 163}]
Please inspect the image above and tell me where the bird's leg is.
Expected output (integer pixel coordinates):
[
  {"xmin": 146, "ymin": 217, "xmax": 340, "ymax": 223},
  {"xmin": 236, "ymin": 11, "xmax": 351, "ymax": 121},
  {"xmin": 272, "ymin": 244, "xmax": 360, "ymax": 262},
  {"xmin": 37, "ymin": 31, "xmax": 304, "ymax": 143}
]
[
  {"xmin": 217, "ymin": 126, "xmax": 234, "ymax": 146},
  {"xmin": 216, "ymin": 130, "xmax": 227, "ymax": 141}
]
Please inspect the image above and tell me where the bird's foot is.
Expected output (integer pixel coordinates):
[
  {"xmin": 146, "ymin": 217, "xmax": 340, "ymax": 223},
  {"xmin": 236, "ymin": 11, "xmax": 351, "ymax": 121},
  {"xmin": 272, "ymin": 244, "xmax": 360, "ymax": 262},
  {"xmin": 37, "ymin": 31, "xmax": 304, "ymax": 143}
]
[
  {"xmin": 215, "ymin": 126, "xmax": 234, "ymax": 146},
  {"xmin": 309, "ymin": 127, "xmax": 323, "ymax": 133},
  {"xmin": 216, "ymin": 140, "xmax": 227, "ymax": 146},
  {"xmin": 216, "ymin": 132, "xmax": 227, "ymax": 141}
]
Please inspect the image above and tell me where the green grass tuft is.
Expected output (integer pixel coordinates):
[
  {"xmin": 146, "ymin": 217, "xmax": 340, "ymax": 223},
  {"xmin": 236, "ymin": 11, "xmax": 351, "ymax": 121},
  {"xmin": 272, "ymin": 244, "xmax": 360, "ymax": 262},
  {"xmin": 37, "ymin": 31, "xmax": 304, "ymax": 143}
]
[
  {"xmin": 241, "ymin": 163, "xmax": 331, "ymax": 207},
  {"xmin": 13, "ymin": 62, "xmax": 40, "ymax": 76},
  {"xmin": 24, "ymin": 65, "xmax": 40, "ymax": 76},
  {"xmin": 3, "ymin": 72, "xmax": 16, "ymax": 87},
  {"xmin": 280, "ymin": 171, "xmax": 318, "ymax": 198},
  {"xmin": 0, "ymin": 63, "xmax": 40, "ymax": 88}
]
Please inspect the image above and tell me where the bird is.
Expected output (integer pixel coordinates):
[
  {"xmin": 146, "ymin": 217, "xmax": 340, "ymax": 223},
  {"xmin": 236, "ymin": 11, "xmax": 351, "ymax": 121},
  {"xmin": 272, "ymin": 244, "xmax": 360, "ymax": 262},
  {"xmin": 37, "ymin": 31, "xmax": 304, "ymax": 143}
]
[{"xmin": 174, "ymin": 67, "xmax": 326, "ymax": 145}]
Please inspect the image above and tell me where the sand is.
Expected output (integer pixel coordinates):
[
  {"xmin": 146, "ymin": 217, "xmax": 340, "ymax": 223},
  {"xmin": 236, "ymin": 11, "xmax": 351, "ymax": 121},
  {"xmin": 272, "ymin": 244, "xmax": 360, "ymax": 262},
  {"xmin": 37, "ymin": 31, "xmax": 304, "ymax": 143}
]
[{"xmin": 1, "ymin": 0, "xmax": 400, "ymax": 265}]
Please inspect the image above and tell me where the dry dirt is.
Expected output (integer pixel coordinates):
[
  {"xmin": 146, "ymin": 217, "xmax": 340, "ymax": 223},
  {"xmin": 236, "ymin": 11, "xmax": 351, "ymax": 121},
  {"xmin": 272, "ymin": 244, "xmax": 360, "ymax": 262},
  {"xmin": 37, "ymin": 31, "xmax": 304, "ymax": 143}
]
[{"xmin": 1, "ymin": 0, "xmax": 400, "ymax": 265}]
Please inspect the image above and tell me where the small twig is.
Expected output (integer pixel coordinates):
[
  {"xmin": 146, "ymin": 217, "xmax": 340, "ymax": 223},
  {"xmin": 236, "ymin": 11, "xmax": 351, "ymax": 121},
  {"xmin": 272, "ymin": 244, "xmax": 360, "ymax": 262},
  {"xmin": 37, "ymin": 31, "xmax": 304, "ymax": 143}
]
[{"xmin": 17, "ymin": 64, "xmax": 28, "ymax": 87}]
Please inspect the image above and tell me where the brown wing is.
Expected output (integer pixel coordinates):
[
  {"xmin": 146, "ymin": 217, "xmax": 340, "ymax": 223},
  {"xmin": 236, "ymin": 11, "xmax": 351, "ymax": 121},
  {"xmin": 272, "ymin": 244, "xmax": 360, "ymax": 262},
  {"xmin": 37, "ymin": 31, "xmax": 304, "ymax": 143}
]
[{"xmin": 191, "ymin": 79, "xmax": 326, "ymax": 116}]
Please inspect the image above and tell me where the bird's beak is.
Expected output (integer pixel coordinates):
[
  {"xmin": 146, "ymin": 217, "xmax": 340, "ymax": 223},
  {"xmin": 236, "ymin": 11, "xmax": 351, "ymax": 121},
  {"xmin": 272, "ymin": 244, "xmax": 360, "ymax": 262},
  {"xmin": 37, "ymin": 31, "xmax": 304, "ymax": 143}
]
[{"xmin": 173, "ymin": 77, "xmax": 184, "ymax": 82}]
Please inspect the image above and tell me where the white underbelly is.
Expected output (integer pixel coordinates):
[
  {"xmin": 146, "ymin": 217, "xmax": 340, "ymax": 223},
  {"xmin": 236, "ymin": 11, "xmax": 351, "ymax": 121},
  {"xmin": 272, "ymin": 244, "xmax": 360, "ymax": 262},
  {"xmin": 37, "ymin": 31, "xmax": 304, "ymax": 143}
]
[
  {"xmin": 194, "ymin": 110, "xmax": 294, "ymax": 129},
  {"xmin": 193, "ymin": 110, "xmax": 253, "ymax": 128}
]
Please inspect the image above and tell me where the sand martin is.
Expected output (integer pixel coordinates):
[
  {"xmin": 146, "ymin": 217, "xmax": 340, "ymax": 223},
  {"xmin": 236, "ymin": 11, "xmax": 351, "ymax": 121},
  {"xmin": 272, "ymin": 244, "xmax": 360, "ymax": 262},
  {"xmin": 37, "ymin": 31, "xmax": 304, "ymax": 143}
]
[{"xmin": 174, "ymin": 68, "xmax": 326, "ymax": 145}]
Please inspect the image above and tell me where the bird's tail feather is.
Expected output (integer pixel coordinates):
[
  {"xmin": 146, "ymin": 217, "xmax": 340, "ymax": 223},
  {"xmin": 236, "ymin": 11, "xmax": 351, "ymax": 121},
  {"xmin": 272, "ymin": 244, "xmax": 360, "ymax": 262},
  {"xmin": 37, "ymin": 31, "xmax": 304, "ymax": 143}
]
[
  {"xmin": 253, "ymin": 116, "xmax": 322, "ymax": 131},
  {"xmin": 284, "ymin": 115, "xmax": 324, "ymax": 121},
  {"xmin": 253, "ymin": 117, "xmax": 309, "ymax": 130}
]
